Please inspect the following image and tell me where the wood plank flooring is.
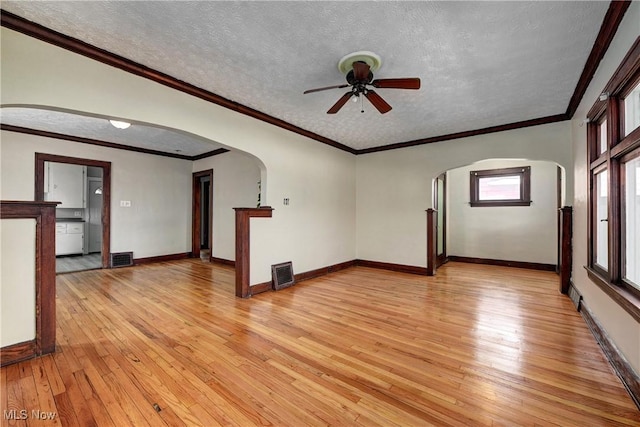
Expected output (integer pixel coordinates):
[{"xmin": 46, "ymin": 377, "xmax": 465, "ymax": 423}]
[
  {"xmin": 56, "ymin": 253, "xmax": 102, "ymax": 274},
  {"xmin": 2, "ymin": 260, "xmax": 639, "ymax": 426}
]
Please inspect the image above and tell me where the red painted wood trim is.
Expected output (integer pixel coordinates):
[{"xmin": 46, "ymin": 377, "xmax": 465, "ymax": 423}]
[
  {"xmin": 559, "ymin": 207, "xmax": 573, "ymax": 294},
  {"xmin": 133, "ymin": 252, "xmax": 191, "ymax": 265},
  {"xmin": 211, "ymin": 257, "xmax": 235, "ymax": 267},
  {"xmin": 192, "ymin": 148, "xmax": 230, "ymax": 160},
  {"xmin": 1, "ymin": 10, "xmax": 616, "ymax": 156},
  {"xmin": 580, "ymin": 303, "xmax": 640, "ymax": 410},
  {"xmin": 355, "ymin": 114, "xmax": 567, "ymax": 154},
  {"xmin": 585, "ymin": 266, "xmax": 640, "ymax": 323},
  {"xmin": 0, "ymin": 340, "xmax": 37, "ymax": 367},
  {"xmin": 448, "ymin": 256, "xmax": 557, "ymax": 272},
  {"xmin": 251, "ymin": 260, "xmax": 357, "ymax": 296},
  {"xmin": 589, "ymin": 37, "xmax": 640, "ymax": 121},
  {"xmin": 250, "ymin": 281, "xmax": 272, "ymax": 296},
  {"xmin": 566, "ymin": 1, "xmax": 632, "ymax": 118},
  {"xmin": 295, "ymin": 260, "xmax": 357, "ymax": 282},
  {"xmin": 1, "ymin": 200, "xmax": 59, "ymax": 364},
  {"xmin": 2, "ymin": 124, "xmax": 195, "ymax": 160},
  {"xmin": 426, "ymin": 209, "xmax": 436, "ymax": 276},
  {"xmin": 35, "ymin": 153, "xmax": 112, "ymax": 270},
  {"xmin": 234, "ymin": 207, "xmax": 274, "ymax": 298},
  {"xmin": 0, "ymin": 11, "xmax": 354, "ymax": 155},
  {"xmin": 356, "ymin": 259, "xmax": 428, "ymax": 276},
  {"xmin": 3, "ymin": 124, "xmax": 229, "ymax": 161}
]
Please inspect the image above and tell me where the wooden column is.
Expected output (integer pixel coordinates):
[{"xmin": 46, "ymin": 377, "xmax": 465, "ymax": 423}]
[
  {"xmin": 234, "ymin": 207, "xmax": 273, "ymax": 298},
  {"xmin": 559, "ymin": 206, "xmax": 573, "ymax": 294},
  {"xmin": 426, "ymin": 209, "xmax": 437, "ymax": 276},
  {"xmin": 1, "ymin": 200, "xmax": 58, "ymax": 366}
]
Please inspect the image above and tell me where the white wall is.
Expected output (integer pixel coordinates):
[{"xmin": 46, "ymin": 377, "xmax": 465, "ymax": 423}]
[
  {"xmin": 356, "ymin": 121, "xmax": 572, "ymax": 267},
  {"xmin": 570, "ymin": 2, "xmax": 640, "ymax": 373},
  {"xmin": 0, "ymin": 218, "xmax": 36, "ymax": 347},
  {"xmin": 193, "ymin": 150, "xmax": 262, "ymax": 262},
  {"xmin": 447, "ymin": 159, "xmax": 559, "ymax": 265},
  {"xmin": 1, "ymin": 27, "xmax": 357, "ymax": 285},
  {"xmin": 0, "ymin": 131, "xmax": 192, "ymax": 259}
]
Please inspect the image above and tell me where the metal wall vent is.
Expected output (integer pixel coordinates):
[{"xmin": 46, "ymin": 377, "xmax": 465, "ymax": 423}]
[
  {"xmin": 568, "ymin": 284, "xmax": 582, "ymax": 311},
  {"xmin": 111, "ymin": 252, "xmax": 133, "ymax": 268},
  {"xmin": 272, "ymin": 262, "xmax": 295, "ymax": 291}
]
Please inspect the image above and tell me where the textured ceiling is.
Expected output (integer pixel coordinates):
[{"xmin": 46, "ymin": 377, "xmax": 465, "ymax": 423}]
[
  {"xmin": 1, "ymin": 1, "xmax": 610, "ymax": 152},
  {"xmin": 0, "ymin": 108, "xmax": 226, "ymax": 157}
]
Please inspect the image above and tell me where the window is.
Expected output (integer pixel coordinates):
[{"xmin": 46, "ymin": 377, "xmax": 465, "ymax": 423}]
[
  {"xmin": 624, "ymin": 80, "xmax": 640, "ymax": 136},
  {"xmin": 622, "ymin": 153, "xmax": 640, "ymax": 285},
  {"xmin": 470, "ymin": 166, "xmax": 531, "ymax": 207},
  {"xmin": 586, "ymin": 40, "xmax": 640, "ymax": 318},
  {"xmin": 598, "ymin": 118, "xmax": 608, "ymax": 155},
  {"xmin": 594, "ymin": 167, "xmax": 608, "ymax": 271}
]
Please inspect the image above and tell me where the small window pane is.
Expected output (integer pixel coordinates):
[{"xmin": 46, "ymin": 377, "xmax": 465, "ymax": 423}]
[
  {"xmin": 624, "ymin": 156, "xmax": 640, "ymax": 287},
  {"xmin": 599, "ymin": 119, "xmax": 607, "ymax": 154},
  {"xmin": 596, "ymin": 169, "xmax": 608, "ymax": 270},
  {"xmin": 624, "ymin": 81, "xmax": 640, "ymax": 136},
  {"xmin": 478, "ymin": 175, "xmax": 521, "ymax": 200},
  {"xmin": 470, "ymin": 166, "xmax": 530, "ymax": 207}
]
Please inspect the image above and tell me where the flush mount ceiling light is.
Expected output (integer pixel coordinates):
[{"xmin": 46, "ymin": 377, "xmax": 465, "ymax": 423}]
[{"xmin": 109, "ymin": 119, "xmax": 131, "ymax": 129}]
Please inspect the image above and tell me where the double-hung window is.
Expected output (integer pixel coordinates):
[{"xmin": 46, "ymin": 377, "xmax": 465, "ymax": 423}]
[{"xmin": 586, "ymin": 40, "xmax": 640, "ymax": 318}]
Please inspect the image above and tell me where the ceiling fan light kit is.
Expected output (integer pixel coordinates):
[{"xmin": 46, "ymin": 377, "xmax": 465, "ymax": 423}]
[{"xmin": 304, "ymin": 51, "xmax": 420, "ymax": 115}]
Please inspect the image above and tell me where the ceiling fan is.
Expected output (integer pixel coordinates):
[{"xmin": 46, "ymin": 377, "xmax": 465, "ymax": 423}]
[{"xmin": 303, "ymin": 51, "xmax": 420, "ymax": 114}]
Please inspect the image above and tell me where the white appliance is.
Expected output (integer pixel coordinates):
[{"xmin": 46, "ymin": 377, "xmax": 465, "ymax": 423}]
[{"xmin": 56, "ymin": 222, "xmax": 84, "ymax": 256}]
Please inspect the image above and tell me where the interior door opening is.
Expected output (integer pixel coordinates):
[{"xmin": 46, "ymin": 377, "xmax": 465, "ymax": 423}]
[
  {"xmin": 192, "ymin": 169, "xmax": 213, "ymax": 259},
  {"xmin": 35, "ymin": 153, "xmax": 111, "ymax": 273},
  {"xmin": 201, "ymin": 177, "xmax": 211, "ymax": 250},
  {"xmin": 434, "ymin": 172, "xmax": 447, "ymax": 267}
]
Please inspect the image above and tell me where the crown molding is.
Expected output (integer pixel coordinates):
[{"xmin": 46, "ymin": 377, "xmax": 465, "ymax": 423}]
[
  {"xmin": 1, "ymin": 3, "xmax": 631, "ymax": 155},
  {"xmin": 0, "ymin": 10, "xmax": 354, "ymax": 155},
  {"xmin": 0, "ymin": 124, "xmax": 229, "ymax": 160},
  {"xmin": 565, "ymin": 1, "xmax": 632, "ymax": 119}
]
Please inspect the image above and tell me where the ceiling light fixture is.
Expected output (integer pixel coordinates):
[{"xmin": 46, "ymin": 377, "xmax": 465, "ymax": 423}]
[{"xmin": 109, "ymin": 119, "xmax": 131, "ymax": 129}]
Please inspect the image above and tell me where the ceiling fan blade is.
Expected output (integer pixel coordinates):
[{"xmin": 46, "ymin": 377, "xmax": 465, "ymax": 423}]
[
  {"xmin": 327, "ymin": 92, "xmax": 354, "ymax": 114},
  {"xmin": 303, "ymin": 84, "xmax": 349, "ymax": 94},
  {"xmin": 371, "ymin": 78, "xmax": 421, "ymax": 89},
  {"xmin": 364, "ymin": 90, "xmax": 392, "ymax": 114},
  {"xmin": 352, "ymin": 61, "xmax": 370, "ymax": 81}
]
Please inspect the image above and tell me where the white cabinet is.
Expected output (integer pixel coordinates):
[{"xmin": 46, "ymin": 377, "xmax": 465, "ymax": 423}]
[
  {"xmin": 44, "ymin": 163, "xmax": 86, "ymax": 208},
  {"xmin": 56, "ymin": 222, "xmax": 84, "ymax": 255}
]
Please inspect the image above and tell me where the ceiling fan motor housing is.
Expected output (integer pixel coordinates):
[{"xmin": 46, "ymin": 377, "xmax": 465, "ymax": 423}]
[{"xmin": 346, "ymin": 65, "xmax": 374, "ymax": 86}]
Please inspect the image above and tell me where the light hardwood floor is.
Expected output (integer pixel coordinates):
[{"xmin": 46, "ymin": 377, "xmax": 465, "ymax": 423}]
[{"xmin": 2, "ymin": 260, "xmax": 639, "ymax": 426}]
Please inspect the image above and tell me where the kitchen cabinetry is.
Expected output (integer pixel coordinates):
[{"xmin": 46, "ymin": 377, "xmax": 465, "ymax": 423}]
[
  {"xmin": 44, "ymin": 162, "xmax": 86, "ymax": 208},
  {"xmin": 55, "ymin": 221, "xmax": 84, "ymax": 255}
]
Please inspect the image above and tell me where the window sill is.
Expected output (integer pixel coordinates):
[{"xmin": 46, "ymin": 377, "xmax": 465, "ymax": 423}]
[
  {"xmin": 470, "ymin": 200, "xmax": 532, "ymax": 207},
  {"xmin": 584, "ymin": 266, "xmax": 640, "ymax": 323}
]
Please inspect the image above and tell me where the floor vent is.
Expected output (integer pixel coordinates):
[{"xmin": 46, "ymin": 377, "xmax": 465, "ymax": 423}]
[
  {"xmin": 111, "ymin": 252, "xmax": 134, "ymax": 268},
  {"xmin": 272, "ymin": 262, "xmax": 295, "ymax": 290},
  {"xmin": 568, "ymin": 283, "xmax": 582, "ymax": 311}
]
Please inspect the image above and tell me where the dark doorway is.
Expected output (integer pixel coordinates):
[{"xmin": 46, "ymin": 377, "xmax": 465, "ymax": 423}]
[
  {"xmin": 192, "ymin": 169, "xmax": 213, "ymax": 258},
  {"xmin": 434, "ymin": 172, "xmax": 447, "ymax": 267},
  {"xmin": 557, "ymin": 165, "xmax": 562, "ymax": 272},
  {"xmin": 201, "ymin": 177, "xmax": 211, "ymax": 249}
]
